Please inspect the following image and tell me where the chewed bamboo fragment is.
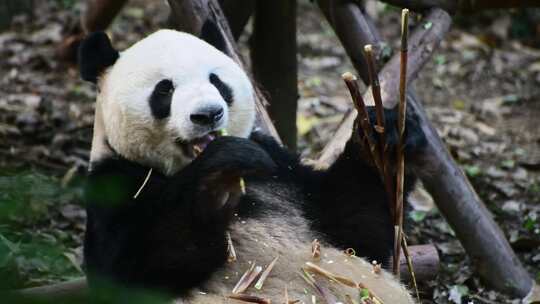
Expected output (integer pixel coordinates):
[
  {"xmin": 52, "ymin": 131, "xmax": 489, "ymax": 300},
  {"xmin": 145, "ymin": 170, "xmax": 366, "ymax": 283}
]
[
  {"xmin": 228, "ymin": 294, "xmax": 271, "ymax": 304},
  {"xmin": 133, "ymin": 168, "xmax": 153, "ymax": 199},
  {"xmin": 232, "ymin": 263, "xmax": 262, "ymax": 294},
  {"xmin": 226, "ymin": 232, "xmax": 237, "ymax": 263},
  {"xmin": 363, "ymin": 45, "xmax": 386, "ymax": 142},
  {"xmin": 255, "ymin": 256, "xmax": 279, "ymax": 290},
  {"xmin": 299, "ymin": 268, "xmax": 339, "ymax": 304},
  {"xmin": 312, "ymin": 239, "xmax": 321, "ymax": 260},
  {"xmin": 218, "ymin": 129, "xmax": 247, "ymax": 195},
  {"xmin": 304, "ymin": 262, "xmax": 357, "ymax": 288}
]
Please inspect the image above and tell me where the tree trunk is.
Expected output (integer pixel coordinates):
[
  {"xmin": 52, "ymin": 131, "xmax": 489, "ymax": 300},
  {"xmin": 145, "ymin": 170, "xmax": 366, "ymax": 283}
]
[
  {"xmin": 0, "ymin": 0, "xmax": 33, "ymax": 31},
  {"xmin": 251, "ymin": 0, "xmax": 298, "ymax": 150}
]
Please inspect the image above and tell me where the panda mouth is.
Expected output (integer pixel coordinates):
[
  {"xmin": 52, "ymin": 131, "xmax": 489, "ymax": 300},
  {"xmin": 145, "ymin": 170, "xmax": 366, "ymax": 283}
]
[{"xmin": 176, "ymin": 131, "xmax": 219, "ymax": 158}]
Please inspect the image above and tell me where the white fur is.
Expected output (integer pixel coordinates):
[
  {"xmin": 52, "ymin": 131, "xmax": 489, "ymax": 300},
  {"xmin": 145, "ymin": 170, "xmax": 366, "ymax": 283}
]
[
  {"xmin": 172, "ymin": 183, "xmax": 414, "ymax": 303},
  {"xmin": 174, "ymin": 215, "xmax": 414, "ymax": 304},
  {"xmin": 95, "ymin": 29, "xmax": 255, "ymax": 174}
]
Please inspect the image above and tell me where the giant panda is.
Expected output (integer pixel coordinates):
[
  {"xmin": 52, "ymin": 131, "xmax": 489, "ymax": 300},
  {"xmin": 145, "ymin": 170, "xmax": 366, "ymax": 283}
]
[{"xmin": 79, "ymin": 19, "xmax": 425, "ymax": 304}]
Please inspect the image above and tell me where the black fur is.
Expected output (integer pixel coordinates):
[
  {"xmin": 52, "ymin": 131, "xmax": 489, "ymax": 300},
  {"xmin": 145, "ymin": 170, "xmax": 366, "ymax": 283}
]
[
  {"xmin": 79, "ymin": 32, "xmax": 119, "ymax": 83},
  {"xmin": 85, "ymin": 137, "xmax": 277, "ymax": 295},
  {"xmin": 209, "ymin": 73, "xmax": 233, "ymax": 105},
  {"xmin": 200, "ymin": 19, "xmax": 227, "ymax": 54},
  {"xmin": 84, "ymin": 106, "xmax": 426, "ymax": 296},
  {"xmin": 149, "ymin": 79, "xmax": 174, "ymax": 119}
]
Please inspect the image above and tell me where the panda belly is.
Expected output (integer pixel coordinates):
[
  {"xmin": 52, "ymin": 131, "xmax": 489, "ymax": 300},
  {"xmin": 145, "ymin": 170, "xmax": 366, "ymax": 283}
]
[
  {"xmin": 175, "ymin": 184, "xmax": 414, "ymax": 304},
  {"xmin": 177, "ymin": 218, "xmax": 414, "ymax": 304}
]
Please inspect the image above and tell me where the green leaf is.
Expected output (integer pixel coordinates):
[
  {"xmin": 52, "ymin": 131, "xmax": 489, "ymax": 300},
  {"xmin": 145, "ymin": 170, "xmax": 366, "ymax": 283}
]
[
  {"xmin": 409, "ymin": 210, "xmax": 427, "ymax": 223},
  {"xmin": 464, "ymin": 165, "xmax": 481, "ymax": 177},
  {"xmin": 359, "ymin": 288, "xmax": 370, "ymax": 299},
  {"xmin": 501, "ymin": 159, "xmax": 515, "ymax": 169},
  {"xmin": 523, "ymin": 214, "xmax": 537, "ymax": 231},
  {"xmin": 435, "ymin": 55, "xmax": 446, "ymax": 65}
]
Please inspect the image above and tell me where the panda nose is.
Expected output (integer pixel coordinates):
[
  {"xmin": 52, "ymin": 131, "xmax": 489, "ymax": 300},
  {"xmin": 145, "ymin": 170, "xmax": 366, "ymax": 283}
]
[{"xmin": 190, "ymin": 106, "xmax": 224, "ymax": 126}]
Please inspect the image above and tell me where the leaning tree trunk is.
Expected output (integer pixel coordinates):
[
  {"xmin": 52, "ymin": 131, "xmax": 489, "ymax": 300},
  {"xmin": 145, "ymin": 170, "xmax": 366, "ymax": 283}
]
[
  {"xmin": 251, "ymin": 0, "xmax": 298, "ymax": 150},
  {"xmin": 0, "ymin": 0, "xmax": 33, "ymax": 30},
  {"xmin": 316, "ymin": 0, "xmax": 535, "ymax": 297}
]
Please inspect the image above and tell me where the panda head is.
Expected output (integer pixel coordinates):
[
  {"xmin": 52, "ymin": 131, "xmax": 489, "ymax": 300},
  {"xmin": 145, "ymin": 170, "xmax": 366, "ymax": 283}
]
[{"xmin": 79, "ymin": 22, "xmax": 256, "ymax": 175}]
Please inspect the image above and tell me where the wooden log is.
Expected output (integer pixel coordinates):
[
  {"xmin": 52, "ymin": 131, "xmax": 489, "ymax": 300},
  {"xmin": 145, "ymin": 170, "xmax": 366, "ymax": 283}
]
[
  {"xmin": 167, "ymin": 0, "xmax": 281, "ymax": 142},
  {"xmin": 378, "ymin": 0, "xmax": 540, "ymax": 14},
  {"xmin": 251, "ymin": 0, "xmax": 298, "ymax": 150},
  {"xmin": 316, "ymin": 2, "xmax": 535, "ymax": 297},
  {"xmin": 316, "ymin": 7, "xmax": 450, "ymax": 166},
  {"xmin": 317, "ymin": 0, "xmax": 384, "ymax": 84},
  {"xmin": 399, "ymin": 244, "xmax": 439, "ymax": 283},
  {"xmin": 408, "ymin": 91, "xmax": 534, "ymax": 297},
  {"xmin": 11, "ymin": 244, "xmax": 439, "ymax": 299}
]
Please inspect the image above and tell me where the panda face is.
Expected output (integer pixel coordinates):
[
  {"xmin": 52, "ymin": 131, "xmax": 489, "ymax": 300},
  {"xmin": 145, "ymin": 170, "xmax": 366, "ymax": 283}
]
[{"xmin": 94, "ymin": 30, "xmax": 255, "ymax": 175}]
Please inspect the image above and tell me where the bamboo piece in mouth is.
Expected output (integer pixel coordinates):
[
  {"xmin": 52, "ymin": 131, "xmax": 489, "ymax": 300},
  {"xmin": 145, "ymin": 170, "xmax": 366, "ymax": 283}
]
[{"xmin": 218, "ymin": 129, "xmax": 246, "ymax": 195}]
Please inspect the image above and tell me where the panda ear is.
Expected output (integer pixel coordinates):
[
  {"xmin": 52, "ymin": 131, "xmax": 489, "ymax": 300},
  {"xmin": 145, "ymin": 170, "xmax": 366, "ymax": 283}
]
[
  {"xmin": 200, "ymin": 19, "xmax": 228, "ymax": 54},
  {"xmin": 78, "ymin": 32, "xmax": 119, "ymax": 83}
]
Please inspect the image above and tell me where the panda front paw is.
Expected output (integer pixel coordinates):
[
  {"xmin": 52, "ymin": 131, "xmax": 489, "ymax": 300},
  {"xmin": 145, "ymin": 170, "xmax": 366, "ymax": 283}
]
[
  {"xmin": 359, "ymin": 106, "xmax": 426, "ymax": 158},
  {"xmin": 183, "ymin": 136, "xmax": 276, "ymax": 222},
  {"xmin": 193, "ymin": 136, "xmax": 277, "ymax": 177}
]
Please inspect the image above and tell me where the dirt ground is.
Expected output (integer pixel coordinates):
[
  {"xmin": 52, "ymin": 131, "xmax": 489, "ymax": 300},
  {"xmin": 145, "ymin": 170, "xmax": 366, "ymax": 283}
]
[{"xmin": 0, "ymin": 1, "xmax": 539, "ymax": 303}]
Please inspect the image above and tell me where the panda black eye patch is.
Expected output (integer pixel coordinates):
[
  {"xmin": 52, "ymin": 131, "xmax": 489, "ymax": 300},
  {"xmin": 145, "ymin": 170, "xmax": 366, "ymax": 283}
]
[
  {"xmin": 149, "ymin": 79, "xmax": 174, "ymax": 119},
  {"xmin": 209, "ymin": 73, "xmax": 233, "ymax": 105}
]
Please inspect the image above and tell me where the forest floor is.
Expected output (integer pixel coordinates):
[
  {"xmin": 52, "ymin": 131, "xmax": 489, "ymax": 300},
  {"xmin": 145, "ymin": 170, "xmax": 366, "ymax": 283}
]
[{"xmin": 0, "ymin": 1, "xmax": 539, "ymax": 303}]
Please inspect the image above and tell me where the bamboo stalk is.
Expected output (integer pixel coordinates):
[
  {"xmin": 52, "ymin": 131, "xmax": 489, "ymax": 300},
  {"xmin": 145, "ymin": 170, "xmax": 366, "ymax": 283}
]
[
  {"xmin": 393, "ymin": 8, "xmax": 409, "ymax": 277},
  {"xmin": 401, "ymin": 236, "xmax": 420, "ymax": 301},
  {"xmin": 341, "ymin": 72, "xmax": 384, "ymax": 177},
  {"xmin": 363, "ymin": 45, "xmax": 386, "ymax": 160},
  {"xmin": 363, "ymin": 44, "xmax": 396, "ymax": 242}
]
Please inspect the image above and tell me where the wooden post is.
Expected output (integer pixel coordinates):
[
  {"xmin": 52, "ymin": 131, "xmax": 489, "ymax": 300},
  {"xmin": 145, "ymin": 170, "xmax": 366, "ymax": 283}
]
[
  {"xmin": 251, "ymin": 0, "xmax": 298, "ymax": 150},
  {"xmin": 316, "ymin": 1, "xmax": 535, "ymax": 297}
]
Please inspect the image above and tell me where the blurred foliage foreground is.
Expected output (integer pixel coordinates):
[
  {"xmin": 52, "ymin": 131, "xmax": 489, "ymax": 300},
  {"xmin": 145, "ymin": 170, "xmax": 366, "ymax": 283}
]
[{"xmin": 0, "ymin": 170, "xmax": 84, "ymax": 290}]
